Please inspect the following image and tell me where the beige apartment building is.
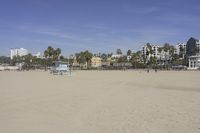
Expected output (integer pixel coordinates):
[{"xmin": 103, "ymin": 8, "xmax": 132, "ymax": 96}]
[{"xmin": 91, "ymin": 57, "xmax": 102, "ymax": 68}]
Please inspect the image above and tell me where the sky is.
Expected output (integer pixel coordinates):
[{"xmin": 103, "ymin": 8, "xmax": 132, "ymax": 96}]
[{"xmin": 0, "ymin": 0, "xmax": 200, "ymax": 56}]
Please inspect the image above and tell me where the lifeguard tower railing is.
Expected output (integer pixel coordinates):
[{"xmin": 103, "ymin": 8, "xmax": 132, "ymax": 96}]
[{"xmin": 50, "ymin": 61, "xmax": 69, "ymax": 75}]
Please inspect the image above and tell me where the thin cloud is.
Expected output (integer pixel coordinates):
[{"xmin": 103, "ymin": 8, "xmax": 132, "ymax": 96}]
[
  {"xmin": 17, "ymin": 26, "xmax": 74, "ymax": 39},
  {"xmin": 33, "ymin": 39, "xmax": 87, "ymax": 48},
  {"xmin": 122, "ymin": 5, "xmax": 159, "ymax": 14},
  {"xmin": 157, "ymin": 13, "xmax": 200, "ymax": 25},
  {"xmin": 86, "ymin": 25, "xmax": 109, "ymax": 30},
  {"xmin": 128, "ymin": 28, "xmax": 181, "ymax": 44},
  {"xmin": 36, "ymin": 31, "xmax": 74, "ymax": 39},
  {"xmin": 128, "ymin": 28, "xmax": 180, "ymax": 36}
]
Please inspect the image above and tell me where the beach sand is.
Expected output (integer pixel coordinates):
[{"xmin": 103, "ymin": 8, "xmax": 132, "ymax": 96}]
[{"xmin": 0, "ymin": 70, "xmax": 200, "ymax": 133}]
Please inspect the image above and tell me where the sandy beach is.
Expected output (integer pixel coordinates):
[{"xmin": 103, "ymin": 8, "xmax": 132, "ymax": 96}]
[{"xmin": 0, "ymin": 70, "xmax": 200, "ymax": 133}]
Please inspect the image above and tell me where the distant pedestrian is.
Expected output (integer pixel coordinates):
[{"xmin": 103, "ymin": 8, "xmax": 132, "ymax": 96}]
[{"xmin": 147, "ymin": 69, "xmax": 149, "ymax": 73}]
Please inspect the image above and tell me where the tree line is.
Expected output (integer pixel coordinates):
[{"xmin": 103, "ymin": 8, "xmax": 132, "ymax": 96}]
[{"xmin": 0, "ymin": 43, "xmax": 189, "ymax": 70}]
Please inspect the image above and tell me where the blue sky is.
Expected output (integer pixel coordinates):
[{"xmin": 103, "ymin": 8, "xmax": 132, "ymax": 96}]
[{"xmin": 0, "ymin": 0, "xmax": 200, "ymax": 56}]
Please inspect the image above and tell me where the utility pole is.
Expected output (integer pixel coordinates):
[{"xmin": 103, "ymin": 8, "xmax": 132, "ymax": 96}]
[{"xmin": 69, "ymin": 55, "xmax": 71, "ymax": 76}]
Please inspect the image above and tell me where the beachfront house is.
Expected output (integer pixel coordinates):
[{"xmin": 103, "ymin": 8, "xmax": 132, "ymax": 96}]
[
  {"xmin": 188, "ymin": 54, "xmax": 200, "ymax": 70},
  {"xmin": 91, "ymin": 57, "xmax": 102, "ymax": 68}
]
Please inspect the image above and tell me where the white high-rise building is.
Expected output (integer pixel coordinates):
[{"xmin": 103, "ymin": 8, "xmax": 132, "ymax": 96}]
[{"xmin": 10, "ymin": 48, "xmax": 28, "ymax": 59}]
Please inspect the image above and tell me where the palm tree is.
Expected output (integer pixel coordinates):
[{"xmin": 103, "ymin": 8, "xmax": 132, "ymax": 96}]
[
  {"xmin": 149, "ymin": 56, "xmax": 157, "ymax": 68},
  {"xmin": 44, "ymin": 46, "xmax": 62, "ymax": 59},
  {"xmin": 118, "ymin": 56, "xmax": 127, "ymax": 63},
  {"xmin": 11, "ymin": 55, "xmax": 22, "ymax": 65},
  {"xmin": 131, "ymin": 53, "xmax": 137, "ymax": 68},
  {"xmin": 43, "ymin": 46, "xmax": 62, "ymax": 69},
  {"xmin": 101, "ymin": 53, "xmax": 107, "ymax": 62},
  {"xmin": 127, "ymin": 49, "xmax": 132, "ymax": 56},
  {"xmin": 22, "ymin": 53, "xmax": 33, "ymax": 69},
  {"xmin": 83, "ymin": 50, "xmax": 93, "ymax": 69},
  {"xmin": 146, "ymin": 43, "xmax": 153, "ymax": 55},
  {"xmin": 75, "ymin": 50, "xmax": 93, "ymax": 69},
  {"xmin": 131, "ymin": 52, "xmax": 140, "ymax": 68},
  {"xmin": 158, "ymin": 47, "xmax": 162, "ymax": 53},
  {"xmin": 44, "ymin": 50, "xmax": 48, "ymax": 58},
  {"xmin": 54, "ymin": 48, "xmax": 61, "ymax": 60},
  {"xmin": 44, "ymin": 46, "xmax": 54, "ymax": 59},
  {"xmin": 116, "ymin": 49, "xmax": 122, "ymax": 55},
  {"xmin": 163, "ymin": 43, "xmax": 175, "ymax": 54},
  {"xmin": 76, "ymin": 52, "xmax": 86, "ymax": 65}
]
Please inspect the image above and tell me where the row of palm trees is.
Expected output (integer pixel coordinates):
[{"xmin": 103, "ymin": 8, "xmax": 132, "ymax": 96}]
[
  {"xmin": 44, "ymin": 46, "xmax": 61, "ymax": 60},
  {"xmin": 75, "ymin": 50, "xmax": 93, "ymax": 69}
]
